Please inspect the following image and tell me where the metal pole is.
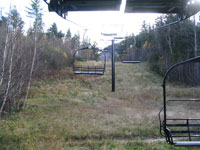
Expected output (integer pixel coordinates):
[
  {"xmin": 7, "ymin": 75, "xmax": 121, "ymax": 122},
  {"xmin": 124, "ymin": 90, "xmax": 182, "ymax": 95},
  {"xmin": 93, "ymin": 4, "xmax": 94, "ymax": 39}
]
[
  {"xmin": 194, "ymin": 15, "xmax": 197, "ymax": 57},
  {"xmin": 0, "ymin": 8, "xmax": 3, "ymax": 21},
  {"xmin": 101, "ymin": 33, "xmax": 118, "ymax": 92},
  {"xmin": 194, "ymin": 15, "xmax": 199, "ymax": 84},
  {"xmin": 112, "ymin": 39, "xmax": 115, "ymax": 92}
]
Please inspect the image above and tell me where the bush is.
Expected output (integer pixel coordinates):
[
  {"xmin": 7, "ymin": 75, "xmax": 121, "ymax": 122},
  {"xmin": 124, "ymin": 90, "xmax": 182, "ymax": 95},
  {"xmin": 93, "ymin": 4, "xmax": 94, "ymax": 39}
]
[
  {"xmin": 41, "ymin": 47, "xmax": 70, "ymax": 70},
  {"xmin": 148, "ymin": 53, "xmax": 163, "ymax": 75}
]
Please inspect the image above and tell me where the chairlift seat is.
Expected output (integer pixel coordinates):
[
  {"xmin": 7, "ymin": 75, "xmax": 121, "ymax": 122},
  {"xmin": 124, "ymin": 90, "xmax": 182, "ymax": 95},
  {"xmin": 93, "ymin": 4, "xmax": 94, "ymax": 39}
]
[
  {"xmin": 174, "ymin": 142, "xmax": 200, "ymax": 146},
  {"xmin": 74, "ymin": 71, "xmax": 104, "ymax": 75},
  {"xmin": 73, "ymin": 66, "xmax": 105, "ymax": 75},
  {"xmin": 122, "ymin": 60, "xmax": 141, "ymax": 63},
  {"xmin": 159, "ymin": 56, "xmax": 200, "ymax": 146},
  {"xmin": 118, "ymin": 52, "xmax": 127, "ymax": 55}
]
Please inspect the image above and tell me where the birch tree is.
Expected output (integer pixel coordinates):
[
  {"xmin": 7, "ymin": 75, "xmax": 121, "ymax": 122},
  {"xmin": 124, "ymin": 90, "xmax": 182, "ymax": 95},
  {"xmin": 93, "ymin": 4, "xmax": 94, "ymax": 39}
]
[
  {"xmin": 0, "ymin": 29, "xmax": 16, "ymax": 114},
  {"xmin": 24, "ymin": 0, "xmax": 43, "ymax": 107},
  {"xmin": 0, "ymin": 8, "xmax": 24, "ymax": 114},
  {"xmin": 0, "ymin": 19, "xmax": 9, "ymax": 89}
]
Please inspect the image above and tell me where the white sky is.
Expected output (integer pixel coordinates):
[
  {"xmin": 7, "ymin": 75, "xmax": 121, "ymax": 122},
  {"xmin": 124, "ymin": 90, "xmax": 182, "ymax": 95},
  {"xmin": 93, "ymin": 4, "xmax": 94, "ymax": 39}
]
[{"xmin": 0, "ymin": 0, "xmax": 163, "ymax": 48}]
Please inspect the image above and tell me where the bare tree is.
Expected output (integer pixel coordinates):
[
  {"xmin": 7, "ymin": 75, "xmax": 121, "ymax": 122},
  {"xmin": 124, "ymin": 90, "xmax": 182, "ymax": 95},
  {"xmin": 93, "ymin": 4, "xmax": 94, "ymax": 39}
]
[
  {"xmin": 0, "ymin": 8, "xmax": 25, "ymax": 114},
  {"xmin": 0, "ymin": 21, "xmax": 9, "ymax": 88},
  {"xmin": 24, "ymin": 0, "xmax": 43, "ymax": 107},
  {"xmin": 0, "ymin": 28, "xmax": 16, "ymax": 114}
]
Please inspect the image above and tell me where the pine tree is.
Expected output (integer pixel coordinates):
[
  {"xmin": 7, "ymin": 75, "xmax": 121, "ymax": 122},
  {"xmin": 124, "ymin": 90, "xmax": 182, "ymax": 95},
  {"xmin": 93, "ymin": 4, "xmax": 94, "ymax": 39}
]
[
  {"xmin": 26, "ymin": 0, "xmax": 43, "ymax": 32},
  {"xmin": 47, "ymin": 22, "xmax": 58, "ymax": 37},
  {"xmin": 47, "ymin": 22, "xmax": 64, "ymax": 39},
  {"xmin": 66, "ymin": 28, "xmax": 71, "ymax": 39},
  {"xmin": 9, "ymin": 7, "xmax": 24, "ymax": 33}
]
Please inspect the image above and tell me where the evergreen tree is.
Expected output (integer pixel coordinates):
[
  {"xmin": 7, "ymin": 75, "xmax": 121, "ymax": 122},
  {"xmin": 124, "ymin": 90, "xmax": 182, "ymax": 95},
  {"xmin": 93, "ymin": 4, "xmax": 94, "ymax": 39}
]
[
  {"xmin": 26, "ymin": 0, "xmax": 43, "ymax": 32},
  {"xmin": 47, "ymin": 22, "xmax": 58, "ymax": 37},
  {"xmin": 57, "ymin": 31, "xmax": 64, "ymax": 39},
  {"xmin": 66, "ymin": 28, "xmax": 71, "ymax": 39},
  {"xmin": 8, "ymin": 7, "xmax": 24, "ymax": 32},
  {"xmin": 47, "ymin": 22, "xmax": 64, "ymax": 39},
  {"xmin": 71, "ymin": 33, "xmax": 80, "ymax": 50}
]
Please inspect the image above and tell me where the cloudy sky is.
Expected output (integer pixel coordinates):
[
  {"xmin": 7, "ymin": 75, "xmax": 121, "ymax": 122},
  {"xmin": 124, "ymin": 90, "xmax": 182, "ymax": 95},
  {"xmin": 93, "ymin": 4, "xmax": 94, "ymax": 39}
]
[{"xmin": 0, "ymin": 0, "xmax": 162, "ymax": 48}]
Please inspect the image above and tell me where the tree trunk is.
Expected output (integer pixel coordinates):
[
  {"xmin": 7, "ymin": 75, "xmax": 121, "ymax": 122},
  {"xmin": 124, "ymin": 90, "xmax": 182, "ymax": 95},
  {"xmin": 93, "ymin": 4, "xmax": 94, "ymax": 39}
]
[
  {"xmin": 23, "ymin": 31, "xmax": 37, "ymax": 107},
  {"xmin": 0, "ymin": 33, "xmax": 16, "ymax": 114},
  {"xmin": 166, "ymin": 28, "xmax": 173, "ymax": 55},
  {"xmin": 0, "ymin": 29, "xmax": 9, "ymax": 88}
]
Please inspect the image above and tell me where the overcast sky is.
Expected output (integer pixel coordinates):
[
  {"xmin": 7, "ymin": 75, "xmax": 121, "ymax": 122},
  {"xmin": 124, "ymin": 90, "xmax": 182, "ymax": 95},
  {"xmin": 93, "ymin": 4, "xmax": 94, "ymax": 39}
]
[{"xmin": 0, "ymin": 0, "xmax": 162, "ymax": 48}]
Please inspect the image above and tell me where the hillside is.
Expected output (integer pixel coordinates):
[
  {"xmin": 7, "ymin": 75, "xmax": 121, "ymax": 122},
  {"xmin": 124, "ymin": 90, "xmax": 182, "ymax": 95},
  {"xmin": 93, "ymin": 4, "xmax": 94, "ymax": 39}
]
[{"xmin": 0, "ymin": 62, "xmax": 198, "ymax": 150}]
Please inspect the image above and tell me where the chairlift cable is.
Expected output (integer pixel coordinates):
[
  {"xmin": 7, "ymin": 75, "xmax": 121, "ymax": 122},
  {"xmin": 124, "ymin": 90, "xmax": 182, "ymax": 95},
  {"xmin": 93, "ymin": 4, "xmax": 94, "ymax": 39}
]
[
  {"xmin": 64, "ymin": 17, "xmax": 87, "ymax": 30},
  {"xmin": 43, "ymin": 0, "xmax": 48, "ymax": 5},
  {"xmin": 154, "ymin": 13, "xmax": 195, "ymax": 30},
  {"xmin": 155, "ymin": 20, "xmax": 179, "ymax": 30}
]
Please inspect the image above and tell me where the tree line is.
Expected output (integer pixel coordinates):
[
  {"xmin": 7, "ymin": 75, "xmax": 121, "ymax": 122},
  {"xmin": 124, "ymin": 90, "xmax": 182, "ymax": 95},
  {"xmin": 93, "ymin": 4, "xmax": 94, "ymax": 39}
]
[
  {"xmin": 118, "ymin": 14, "xmax": 200, "ymax": 85},
  {"xmin": 0, "ymin": 0, "xmax": 80, "ymax": 115}
]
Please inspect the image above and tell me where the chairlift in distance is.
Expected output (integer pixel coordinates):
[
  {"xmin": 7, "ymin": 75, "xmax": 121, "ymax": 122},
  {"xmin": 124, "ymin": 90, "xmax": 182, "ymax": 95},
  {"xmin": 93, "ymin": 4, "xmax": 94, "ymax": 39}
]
[
  {"xmin": 73, "ymin": 46, "xmax": 106, "ymax": 75},
  {"xmin": 159, "ymin": 56, "xmax": 200, "ymax": 146},
  {"xmin": 119, "ymin": 37, "xmax": 141, "ymax": 63},
  {"xmin": 117, "ymin": 47, "xmax": 128, "ymax": 55}
]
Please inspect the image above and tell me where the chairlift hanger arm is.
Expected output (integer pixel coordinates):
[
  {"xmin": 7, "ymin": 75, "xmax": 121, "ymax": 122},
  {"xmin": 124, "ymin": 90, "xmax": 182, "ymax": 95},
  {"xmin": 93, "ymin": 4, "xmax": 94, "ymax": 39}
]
[
  {"xmin": 163, "ymin": 56, "xmax": 200, "ymax": 86},
  {"xmin": 159, "ymin": 56, "xmax": 200, "ymax": 146}
]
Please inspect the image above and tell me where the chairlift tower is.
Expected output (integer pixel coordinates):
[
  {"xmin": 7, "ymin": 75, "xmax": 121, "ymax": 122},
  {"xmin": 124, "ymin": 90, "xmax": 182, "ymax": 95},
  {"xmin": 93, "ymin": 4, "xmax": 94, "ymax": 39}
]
[{"xmin": 102, "ymin": 33, "xmax": 123, "ymax": 92}]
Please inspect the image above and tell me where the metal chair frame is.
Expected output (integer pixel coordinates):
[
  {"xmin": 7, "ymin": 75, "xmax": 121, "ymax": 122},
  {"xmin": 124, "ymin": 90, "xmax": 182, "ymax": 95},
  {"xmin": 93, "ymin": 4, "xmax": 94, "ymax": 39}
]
[
  {"xmin": 159, "ymin": 56, "xmax": 200, "ymax": 146},
  {"xmin": 73, "ymin": 47, "xmax": 106, "ymax": 75},
  {"xmin": 122, "ymin": 60, "xmax": 141, "ymax": 63}
]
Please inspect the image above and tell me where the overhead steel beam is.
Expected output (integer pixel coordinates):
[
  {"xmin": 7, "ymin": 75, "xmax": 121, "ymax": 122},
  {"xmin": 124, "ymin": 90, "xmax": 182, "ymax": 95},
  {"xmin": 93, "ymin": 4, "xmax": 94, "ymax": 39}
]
[
  {"xmin": 45, "ymin": 0, "xmax": 200, "ymax": 23},
  {"xmin": 125, "ymin": 0, "xmax": 200, "ymax": 20},
  {"xmin": 125, "ymin": 0, "xmax": 186, "ymax": 13},
  {"xmin": 48, "ymin": 0, "xmax": 121, "ymax": 17}
]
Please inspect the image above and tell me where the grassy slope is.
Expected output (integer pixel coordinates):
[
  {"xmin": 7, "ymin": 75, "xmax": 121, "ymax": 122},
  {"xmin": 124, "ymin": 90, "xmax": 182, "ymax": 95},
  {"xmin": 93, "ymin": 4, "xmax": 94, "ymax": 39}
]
[{"xmin": 0, "ymin": 62, "xmax": 199, "ymax": 150}]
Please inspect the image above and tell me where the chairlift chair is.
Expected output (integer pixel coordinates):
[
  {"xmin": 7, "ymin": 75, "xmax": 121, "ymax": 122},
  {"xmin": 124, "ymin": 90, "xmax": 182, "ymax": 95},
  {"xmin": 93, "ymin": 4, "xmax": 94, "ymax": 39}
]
[
  {"xmin": 118, "ymin": 50, "xmax": 141, "ymax": 63},
  {"xmin": 159, "ymin": 56, "xmax": 200, "ymax": 146},
  {"xmin": 117, "ymin": 48, "xmax": 128, "ymax": 55},
  {"xmin": 119, "ymin": 36, "xmax": 141, "ymax": 63},
  {"xmin": 121, "ymin": 50, "xmax": 141, "ymax": 63},
  {"xmin": 73, "ymin": 46, "xmax": 106, "ymax": 75},
  {"xmin": 118, "ymin": 51, "xmax": 128, "ymax": 55}
]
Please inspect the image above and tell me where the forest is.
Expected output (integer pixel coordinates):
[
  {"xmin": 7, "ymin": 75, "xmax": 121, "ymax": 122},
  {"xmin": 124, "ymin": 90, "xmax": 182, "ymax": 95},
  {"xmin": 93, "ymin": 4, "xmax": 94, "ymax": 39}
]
[{"xmin": 118, "ymin": 14, "xmax": 200, "ymax": 85}]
